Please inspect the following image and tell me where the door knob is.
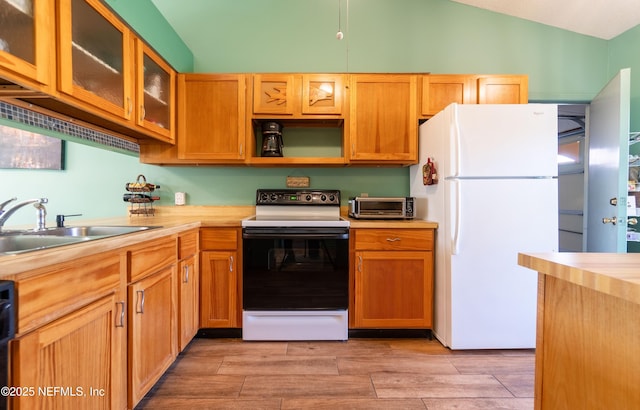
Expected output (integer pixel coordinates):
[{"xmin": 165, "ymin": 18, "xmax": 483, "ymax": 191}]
[
  {"xmin": 602, "ymin": 217, "xmax": 618, "ymax": 225},
  {"xmin": 628, "ymin": 218, "xmax": 638, "ymax": 226},
  {"xmin": 610, "ymin": 197, "xmax": 618, "ymax": 206}
]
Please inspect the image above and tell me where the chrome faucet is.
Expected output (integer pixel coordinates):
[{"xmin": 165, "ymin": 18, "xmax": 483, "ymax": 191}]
[
  {"xmin": 0, "ymin": 198, "xmax": 49, "ymax": 232},
  {"xmin": 0, "ymin": 197, "xmax": 17, "ymax": 214}
]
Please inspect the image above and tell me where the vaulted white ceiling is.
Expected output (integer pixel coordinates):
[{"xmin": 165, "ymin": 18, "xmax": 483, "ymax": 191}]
[{"xmin": 450, "ymin": 0, "xmax": 640, "ymax": 39}]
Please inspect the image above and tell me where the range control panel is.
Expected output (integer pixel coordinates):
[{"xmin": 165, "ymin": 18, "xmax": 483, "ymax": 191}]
[{"xmin": 256, "ymin": 189, "xmax": 340, "ymax": 206}]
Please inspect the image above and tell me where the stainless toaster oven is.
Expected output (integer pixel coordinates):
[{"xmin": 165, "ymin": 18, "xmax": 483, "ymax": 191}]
[{"xmin": 348, "ymin": 196, "xmax": 415, "ymax": 219}]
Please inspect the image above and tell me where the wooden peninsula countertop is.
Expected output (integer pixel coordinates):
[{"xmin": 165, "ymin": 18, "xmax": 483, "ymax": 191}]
[
  {"xmin": 518, "ymin": 252, "xmax": 640, "ymax": 305},
  {"xmin": 518, "ymin": 252, "xmax": 640, "ymax": 409}
]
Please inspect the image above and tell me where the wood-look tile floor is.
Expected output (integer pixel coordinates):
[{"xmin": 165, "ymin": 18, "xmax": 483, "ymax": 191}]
[{"xmin": 136, "ymin": 337, "xmax": 534, "ymax": 410}]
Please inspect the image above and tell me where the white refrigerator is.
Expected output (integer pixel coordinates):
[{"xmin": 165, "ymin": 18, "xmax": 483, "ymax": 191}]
[{"xmin": 409, "ymin": 103, "xmax": 558, "ymax": 349}]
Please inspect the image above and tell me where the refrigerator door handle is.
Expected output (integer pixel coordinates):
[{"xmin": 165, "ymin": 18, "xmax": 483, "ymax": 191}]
[
  {"xmin": 451, "ymin": 104, "xmax": 461, "ymax": 177},
  {"xmin": 452, "ymin": 179, "xmax": 461, "ymax": 255}
]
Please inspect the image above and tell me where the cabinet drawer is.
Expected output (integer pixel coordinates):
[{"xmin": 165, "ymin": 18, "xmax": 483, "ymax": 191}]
[
  {"xmin": 128, "ymin": 236, "xmax": 176, "ymax": 283},
  {"xmin": 17, "ymin": 251, "xmax": 121, "ymax": 334},
  {"xmin": 200, "ymin": 228, "xmax": 238, "ymax": 250},
  {"xmin": 353, "ymin": 229, "xmax": 434, "ymax": 251},
  {"xmin": 178, "ymin": 230, "xmax": 198, "ymax": 260}
]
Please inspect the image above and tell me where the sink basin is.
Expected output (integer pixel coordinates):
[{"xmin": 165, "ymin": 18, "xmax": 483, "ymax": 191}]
[
  {"xmin": 0, "ymin": 225, "xmax": 161, "ymax": 255},
  {"xmin": 0, "ymin": 235, "xmax": 92, "ymax": 255},
  {"xmin": 30, "ymin": 225, "xmax": 159, "ymax": 237}
]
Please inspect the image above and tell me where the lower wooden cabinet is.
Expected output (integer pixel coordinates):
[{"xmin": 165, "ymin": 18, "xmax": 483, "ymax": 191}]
[
  {"xmin": 128, "ymin": 265, "xmax": 177, "ymax": 408},
  {"xmin": 200, "ymin": 250, "xmax": 238, "ymax": 328},
  {"xmin": 179, "ymin": 255, "xmax": 199, "ymax": 349},
  {"xmin": 178, "ymin": 230, "xmax": 199, "ymax": 351},
  {"xmin": 351, "ymin": 228, "xmax": 434, "ymax": 328},
  {"xmin": 10, "ymin": 293, "xmax": 126, "ymax": 409},
  {"xmin": 199, "ymin": 228, "xmax": 240, "ymax": 328}
]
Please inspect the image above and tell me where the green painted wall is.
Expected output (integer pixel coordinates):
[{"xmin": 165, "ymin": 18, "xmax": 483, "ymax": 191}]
[
  {"xmin": 104, "ymin": 0, "xmax": 194, "ymax": 72},
  {"xmin": 609, "ymin": 24, "xmax": 640, "ymax": 133},
  {"xmin": 150, "ymin": 0, "xmax": 610, "ymax": 101},
  {"xmin": 2, "ymin": 0, "xmax": 638, "ymax": 227}
]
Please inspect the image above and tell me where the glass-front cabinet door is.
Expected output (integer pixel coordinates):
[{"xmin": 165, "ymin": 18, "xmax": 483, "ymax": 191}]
[
  {"xmin": 135, "ymin": 39, "xmax": 175, "ymax": 143},
  {"xmin": 57, "ymin": 0, "xmax": 133, "ymax": 120},
  {"xmin": 0, "ymin": 0, "xmax": 54, "ymax": 88}
]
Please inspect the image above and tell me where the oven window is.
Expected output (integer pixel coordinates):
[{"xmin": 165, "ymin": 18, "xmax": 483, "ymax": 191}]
[{"xmin": 243, "ymin": 237, "xmax": 349, "ymax": 310}]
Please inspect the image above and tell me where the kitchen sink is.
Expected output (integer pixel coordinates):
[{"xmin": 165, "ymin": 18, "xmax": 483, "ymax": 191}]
[
  {"xmin": 25, "ymin": 225, "xmax": 159, "ymax": 237},
  {"xmin": 0, "ymin": 225, "xmax": 161, "ymax": 255},
  {"xmin": 0, "ymin": 235, "xmax": 92, "ymax": 255}
]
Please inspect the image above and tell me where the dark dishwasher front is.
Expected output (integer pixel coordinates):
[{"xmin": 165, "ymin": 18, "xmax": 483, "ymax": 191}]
[{"xmin": 0, "ymin": 280, "xmax": 15, "ymax": 410}]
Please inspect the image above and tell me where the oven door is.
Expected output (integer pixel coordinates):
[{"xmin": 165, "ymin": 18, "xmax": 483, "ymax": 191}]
[{"xmin": 242, "ymin": 227, "xmax": 349, "ymax": 310}]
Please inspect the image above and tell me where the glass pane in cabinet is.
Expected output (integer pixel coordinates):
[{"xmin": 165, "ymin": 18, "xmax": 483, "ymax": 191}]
[
  {"xmin": 143, "ymin": 54, "xmax": 170, "ymax": 128},
  {"xmin": 71, "ymin": 0, "xmax": 123, "ymax": 107},
  {"xmin": 0, "ymin": 0, "xmax": 35, "ymax": 63}
]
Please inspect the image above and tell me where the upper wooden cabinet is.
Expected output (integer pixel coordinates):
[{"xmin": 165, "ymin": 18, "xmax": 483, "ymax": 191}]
[
  {"xmin": 178, "ymin": 73, "xmax": 247, "ymax": 161},
  {"xmin": 139, "ymin": 73, "xmax": 247, "ymax": 164},
  {"xmin": 0, "ymin": 0, "xmax": 176, "ymax": 143},
  {"xmin": 477, "ymin": 75, "xmax": 528, "ymax": 104},
  {"xmin": 0, "ymin": 0, "xmax": 55, "ymax": 90},
  {"xmin": 134, "ymin": 38, "xmax": 176, "ymax": 143},
  {"xmin": 252, "ymin": 73, "xmax": 345, "ymax": 117},
  {"xmin": 58, "ymin": 0, "xmax": 134, "ymax": 121},
  {"xmin": 349, "ymin": 74, "xmax": 418, "ymax": 165},
  {"xmin": 420, "ymin": 74, "xmax": 528, "ymax": 117},
  {"xmin": 420, "ymin": 74, "xmax": 474, "ymax": 117}
]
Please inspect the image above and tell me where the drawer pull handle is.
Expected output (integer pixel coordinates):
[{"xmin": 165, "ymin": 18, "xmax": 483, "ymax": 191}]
[
  {"xmin": 136, "ymin": 290, "xmax": 145, "ymax": 314},
  {"xmin": 183, "ymin": 265, "xmax": 190, "ymax": 283},
  {"xmin": 386, "ymin": 237, "xmax": 401, "ymax": 242},
  {"xmin": 116, "ymin": 301, "xmax": 125, "ymax": 327}
]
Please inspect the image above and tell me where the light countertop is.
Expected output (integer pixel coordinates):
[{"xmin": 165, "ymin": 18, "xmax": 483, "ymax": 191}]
[
  {"xmin": 0, "ymin": 205, "xmax": 437, "ymax": 278},
  {"xmin": 518, "ymin": 252, "xmax": 640, "ymax": 305}
]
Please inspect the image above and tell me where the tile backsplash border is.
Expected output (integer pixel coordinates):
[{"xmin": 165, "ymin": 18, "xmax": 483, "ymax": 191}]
[{"xmin": 0, "ymin": 101, "xmax": 140, "ymax": 154}]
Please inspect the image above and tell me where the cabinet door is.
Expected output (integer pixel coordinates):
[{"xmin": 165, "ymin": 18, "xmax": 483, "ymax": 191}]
[
  {"xmin": 58, "ymin": 0, "xmax": 134, "ymax": 120},
  {"xmin": 421, "ymin": 74, "xmax": 474, "ymax": 117},
  {"xmin": 135, "ymin": 38, "xmax": 175, "ymax": 143},
  {"xmin": 477, "ymin": 75, "xmax": 528, "ymax": 104},
  {"xmin": 0, "ymin": 0, "xmax": 54, "ymax": 88},
  {"xmin": 354, "ymin": 250, "xmax": 433, "ymax": 328},
  {"xmin": 301, "ymin": 74, "xmax": 344, "ymax": 115},
  {"xmin": 349, "ymin": 74, "xmax": 418, "ymax": 164},
  {"xmin": 252, "ymin": 74, "xmax": 295, "ymax": 115},
  {"xmin": 200, "ymin": 251, "xmax": 238, "ymax": 328},
  {"xmin": 10, "ymin": 294, "xmax": 125, "ymax": 409},
  {"xmin": 128, "ymin": 266, "xmax": 177, "ymax": 408},
  {"xmin": 177, "ymin": 74, "xmax": 246, "ymax": 160},
  {"xmin": 179, "ymin": 255, "xmax": 199, "ymax": 351}
]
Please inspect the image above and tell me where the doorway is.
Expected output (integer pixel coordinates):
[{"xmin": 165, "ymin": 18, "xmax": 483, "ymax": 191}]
[{"xmin": 557, "ymin": 104, "xmax": 587, "ymax": 251}]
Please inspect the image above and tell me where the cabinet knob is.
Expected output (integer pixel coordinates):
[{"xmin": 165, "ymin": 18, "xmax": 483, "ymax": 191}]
[
  {"xmin": 610, "ymin": 197, "xmax": 618, "ymax": 206},
  {"xmin": 602, "ymin": 217, "xmax": 618, "ymax": 225}
]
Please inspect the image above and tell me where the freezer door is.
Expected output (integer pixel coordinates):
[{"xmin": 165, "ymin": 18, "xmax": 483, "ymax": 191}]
[
  {"xmin": 446, "ymin": 178, "xmax": 557, "ymax": 349},
  {"xmin": 448, "ymin": 104, "xmax": 558, "ymax": 178}
]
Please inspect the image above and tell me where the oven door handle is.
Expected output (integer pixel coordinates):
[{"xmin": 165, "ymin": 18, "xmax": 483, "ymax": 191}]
[{"xmin": 243, "ymin": 228, "xmax": 349, "ymax": 240}]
